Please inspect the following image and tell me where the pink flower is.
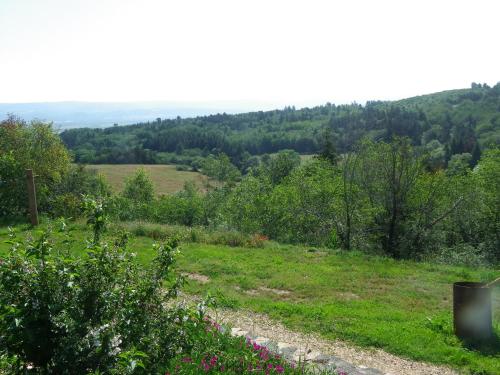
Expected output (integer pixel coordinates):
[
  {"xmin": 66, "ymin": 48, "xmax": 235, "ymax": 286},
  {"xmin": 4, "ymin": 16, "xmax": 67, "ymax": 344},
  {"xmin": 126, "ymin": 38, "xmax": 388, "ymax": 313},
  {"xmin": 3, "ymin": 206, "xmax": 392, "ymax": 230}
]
[
  {"xmin": 181, "ymin": 357, "xmax": 192, "ymax": 363},
  {"xmin": 276, "ymin": 364, "xmax": 284, "ymax": 373}
]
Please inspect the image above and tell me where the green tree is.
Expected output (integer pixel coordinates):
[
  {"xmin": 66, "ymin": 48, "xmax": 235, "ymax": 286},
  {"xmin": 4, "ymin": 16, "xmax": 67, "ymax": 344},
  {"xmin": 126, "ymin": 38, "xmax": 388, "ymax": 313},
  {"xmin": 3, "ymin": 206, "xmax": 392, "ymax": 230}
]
[
  {"xmin": 336, "ymin": 151, "xmax": 373, "ymax": 250},
  {"xmin": 0, "ymin": 115, "xmax": 71, "ymax": 216},
  {"xmin": 258, "ymin": 150, "xmax": 301, "ymax": 185},
  {"xmin": 317, "ymin": 129, "xmax": 338, "ymax": 165},
  {"xmin": 474, "ymin": 149, "xmax": 500, "ymax": 261},
  {"xmin": 122, "ymin": 168, "xmax": 155, "ymax": 203},
  {"xmin": 447, "ymin": 153, "xmax": 472, "ymax": 176},
  {"xmin": 202, "ymin": 153, "xmax": 241, "ymax": 185},
  {"xmin": 357, "ymin": 138, "xmax": 421, "ymax": 258}
]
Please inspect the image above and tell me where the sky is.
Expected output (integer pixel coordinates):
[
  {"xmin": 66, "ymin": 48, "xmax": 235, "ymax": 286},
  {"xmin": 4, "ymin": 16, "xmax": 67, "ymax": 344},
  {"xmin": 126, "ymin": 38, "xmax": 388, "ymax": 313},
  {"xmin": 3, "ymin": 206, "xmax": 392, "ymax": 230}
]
[{"xmin": 0, "ymin": 0, "xmax": 499, "ymax": 107}]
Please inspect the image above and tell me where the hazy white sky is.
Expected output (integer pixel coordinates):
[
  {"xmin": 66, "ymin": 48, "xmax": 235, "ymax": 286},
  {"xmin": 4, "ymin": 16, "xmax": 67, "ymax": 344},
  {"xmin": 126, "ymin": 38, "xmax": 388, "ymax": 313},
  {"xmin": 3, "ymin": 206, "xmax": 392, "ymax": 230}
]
[{"xmin": 0, "ymin": 0, "xmax": 499, "ymax": 106}]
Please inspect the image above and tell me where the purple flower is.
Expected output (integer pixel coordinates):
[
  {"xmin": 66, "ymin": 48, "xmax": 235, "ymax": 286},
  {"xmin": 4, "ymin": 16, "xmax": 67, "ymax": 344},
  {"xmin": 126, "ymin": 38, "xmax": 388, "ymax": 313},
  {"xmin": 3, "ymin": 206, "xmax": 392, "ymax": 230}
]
[{"xmin": 209, "ymin": 355, "xmax": 218, "ymax": 366}]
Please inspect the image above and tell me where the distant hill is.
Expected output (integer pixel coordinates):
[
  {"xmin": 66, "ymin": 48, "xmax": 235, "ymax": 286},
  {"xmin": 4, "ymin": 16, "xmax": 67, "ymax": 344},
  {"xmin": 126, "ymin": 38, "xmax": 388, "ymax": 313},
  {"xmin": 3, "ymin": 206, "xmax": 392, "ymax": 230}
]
[
  {"xmin": 0, "ymin": 101, "xmax": 266, "ymax": 129},
  {"xmin": 394, "ymin": 84, "xmax": 500, "ymax": 147},
  {"xmin": 50, "ymin": 83, "xmax": 500, "ymax": 168}
]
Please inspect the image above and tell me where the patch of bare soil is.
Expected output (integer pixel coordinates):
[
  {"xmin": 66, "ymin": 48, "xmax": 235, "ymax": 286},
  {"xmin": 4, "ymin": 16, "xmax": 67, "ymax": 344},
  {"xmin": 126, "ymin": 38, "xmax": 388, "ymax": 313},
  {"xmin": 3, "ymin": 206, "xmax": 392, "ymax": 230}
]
[{"xmin": 182, "ymin": 272, "xmax": 210, "ymax": 284}]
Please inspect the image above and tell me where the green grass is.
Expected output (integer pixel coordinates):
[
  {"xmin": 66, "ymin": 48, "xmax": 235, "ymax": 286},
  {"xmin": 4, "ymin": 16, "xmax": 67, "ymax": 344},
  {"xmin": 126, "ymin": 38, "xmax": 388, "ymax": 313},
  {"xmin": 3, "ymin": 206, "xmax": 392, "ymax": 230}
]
[
  {"xmin": 1, "ymin": 222, "xmax": 499, "ymax": 374},
  {"xmin": 86, "ymin": 164, "xmax": 208, "ymax": 195}
]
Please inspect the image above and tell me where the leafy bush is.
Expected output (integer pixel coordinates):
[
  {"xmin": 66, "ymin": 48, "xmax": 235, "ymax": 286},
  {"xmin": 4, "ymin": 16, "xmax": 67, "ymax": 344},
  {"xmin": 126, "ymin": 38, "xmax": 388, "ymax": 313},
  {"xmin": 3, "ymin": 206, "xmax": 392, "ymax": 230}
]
[
  {"xmin": 49, "ymin": 165, "xmax": 111, "ymax": 218},
  {"xmin": 0, "ymin": 116, "xmax": 71, "ymax": 216},
  {"xmin": 0, "ymin": 201, "xmax": 189, "ymax": 373},
  {"xmin": 175, "ymin": 165, "xmax": 191, "ymax": 172},
  {"xmin": 0, "ymin": 151, "xmax": 25, "ymax": 217},
  {"xmin": 423, "ymin": 243, "xmax": 491, "ymax": 268},
  {"xmin": 202, "ymin": 154, "xmax": 241, "ymax": 184},
  {"xmin": 122, "ymin": 168, "xmax": 155, "ymax": 204},
  {"xmin": 154, "ymin": 182, "xmax": 204, "ymax": 226}
]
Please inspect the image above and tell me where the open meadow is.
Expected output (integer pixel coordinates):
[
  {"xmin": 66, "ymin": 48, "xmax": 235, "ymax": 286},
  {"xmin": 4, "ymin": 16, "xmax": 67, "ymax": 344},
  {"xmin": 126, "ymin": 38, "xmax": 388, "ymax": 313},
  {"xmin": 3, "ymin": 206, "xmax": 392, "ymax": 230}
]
[
  {"xmin": 86, "ymin": 164, "xmax": 208, "ymax": 195},
  {"xmin": 1, "ymin": 222, "xmax": 498, "ymax": 375}
]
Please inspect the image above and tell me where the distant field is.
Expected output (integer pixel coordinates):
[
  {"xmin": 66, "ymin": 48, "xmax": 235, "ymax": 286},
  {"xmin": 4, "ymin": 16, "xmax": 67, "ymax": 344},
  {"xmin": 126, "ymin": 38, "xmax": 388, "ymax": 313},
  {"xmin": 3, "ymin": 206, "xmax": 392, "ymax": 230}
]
[{"xmin": 87, "ymin": 164, "xmax": 208, "ymax": 195}]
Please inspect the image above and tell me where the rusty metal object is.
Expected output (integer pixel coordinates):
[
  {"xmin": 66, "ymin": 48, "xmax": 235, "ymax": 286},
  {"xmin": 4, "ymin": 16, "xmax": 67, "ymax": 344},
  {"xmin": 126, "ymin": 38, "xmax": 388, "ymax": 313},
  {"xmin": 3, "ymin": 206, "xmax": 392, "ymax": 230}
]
[{"xmin": 453, "ymin": 282, "xmax": 492, "ymax": 341}]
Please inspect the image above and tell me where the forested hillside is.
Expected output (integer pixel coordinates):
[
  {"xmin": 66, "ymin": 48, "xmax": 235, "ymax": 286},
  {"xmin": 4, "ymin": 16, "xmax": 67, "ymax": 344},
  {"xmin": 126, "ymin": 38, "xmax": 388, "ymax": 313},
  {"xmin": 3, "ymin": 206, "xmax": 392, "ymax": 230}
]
[{"xmin": 60, "ymin": 83, "xmax": 500, "ymax": 168}]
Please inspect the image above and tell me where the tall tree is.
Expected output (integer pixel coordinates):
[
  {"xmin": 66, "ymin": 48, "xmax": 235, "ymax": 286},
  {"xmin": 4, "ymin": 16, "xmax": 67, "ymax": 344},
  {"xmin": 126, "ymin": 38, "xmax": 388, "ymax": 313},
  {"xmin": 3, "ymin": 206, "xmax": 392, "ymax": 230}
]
[{"xmin": 357, "ymin": 138, "xmax": 421, "ymax": 258}]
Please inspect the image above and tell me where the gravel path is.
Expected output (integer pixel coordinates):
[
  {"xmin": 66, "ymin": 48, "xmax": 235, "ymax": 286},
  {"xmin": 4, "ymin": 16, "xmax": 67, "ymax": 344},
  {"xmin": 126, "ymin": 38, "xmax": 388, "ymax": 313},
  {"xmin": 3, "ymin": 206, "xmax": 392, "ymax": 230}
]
[
  {"xmin": 174, "ymin": 292, "xmax": 458, "ymax": 374},
  {"xmin": 212, "ymin": 308, "xmax": 459, "ymax": 375}
]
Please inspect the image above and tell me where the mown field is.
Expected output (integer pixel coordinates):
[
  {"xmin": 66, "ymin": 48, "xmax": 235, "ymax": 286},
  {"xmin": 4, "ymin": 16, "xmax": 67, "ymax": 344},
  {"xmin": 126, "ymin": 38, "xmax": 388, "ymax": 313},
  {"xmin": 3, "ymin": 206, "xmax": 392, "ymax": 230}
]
[
  {"xmin": 1, "ymin": 222, "xmax": 498, "ymax": 374},
  {"xmin": 86, "ymin": 164, "xmax": 208, "ymax": 194}
]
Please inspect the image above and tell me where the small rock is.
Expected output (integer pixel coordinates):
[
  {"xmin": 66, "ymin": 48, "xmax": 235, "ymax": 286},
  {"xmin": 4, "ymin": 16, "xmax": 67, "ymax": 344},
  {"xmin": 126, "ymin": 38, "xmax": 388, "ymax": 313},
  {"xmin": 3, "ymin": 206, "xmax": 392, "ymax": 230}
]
[
  {"xmin": 234, "ymin": 330, "xmax": 248, "ymax": 337},
  {"xmin": 357, "ymin": 367, "xmax": 385, "ymax": 375},
  {"xmin": 326, "ymin": 357, "xmax": 360, "ymax": 375},
  {"xmin": 254, "ymin": 336, "xmax": 270, "ymax": 346},
  {"xmin": 277, "ymin": 342, "xmax": 297, "ymax": 359},
  {"xmin": 305, "ymin": 350, "xmax": 322, "ymax": 361},
  {"xmin": 293, "ymin": 348, "xmax": 308, "ymax": 362},
  {"xmin": 311, "ymin": 353, "xmax": 332, "ymax": 364}
]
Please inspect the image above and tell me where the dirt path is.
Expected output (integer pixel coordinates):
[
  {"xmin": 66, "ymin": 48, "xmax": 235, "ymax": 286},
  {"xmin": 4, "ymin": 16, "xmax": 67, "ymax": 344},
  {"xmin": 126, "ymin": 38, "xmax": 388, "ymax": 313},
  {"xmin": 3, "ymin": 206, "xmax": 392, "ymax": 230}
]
[
  {"xmin": 174, "ymin": 292, "xmax": 458, "ymax": 374},
  {"xmin": 212, "ymin": 307, "xmax": 459, "ymax": 375}
]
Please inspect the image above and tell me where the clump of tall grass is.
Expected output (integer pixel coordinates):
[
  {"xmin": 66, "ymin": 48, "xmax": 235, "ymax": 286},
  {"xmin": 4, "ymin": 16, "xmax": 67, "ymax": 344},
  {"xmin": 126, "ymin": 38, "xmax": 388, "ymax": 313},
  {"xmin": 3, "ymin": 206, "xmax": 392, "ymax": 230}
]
[{"xmin": 112, "ymin": 221, "xmax": 268, "ymax": 248}]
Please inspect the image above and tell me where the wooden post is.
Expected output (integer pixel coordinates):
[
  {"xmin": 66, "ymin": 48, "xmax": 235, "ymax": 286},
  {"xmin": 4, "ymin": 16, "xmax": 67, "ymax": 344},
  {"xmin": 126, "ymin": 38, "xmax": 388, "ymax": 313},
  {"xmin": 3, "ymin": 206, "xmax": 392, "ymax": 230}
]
[{"xmin": 26, "ymin": 169, "xmax": 39, "ymax": 226}]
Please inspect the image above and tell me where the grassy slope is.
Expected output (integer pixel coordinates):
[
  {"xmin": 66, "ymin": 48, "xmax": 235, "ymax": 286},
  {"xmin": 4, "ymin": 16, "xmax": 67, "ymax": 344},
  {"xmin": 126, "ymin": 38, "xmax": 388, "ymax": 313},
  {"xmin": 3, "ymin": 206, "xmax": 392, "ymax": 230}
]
[
  {"xmin": 86, "ymin": 164, "xmax": 208, "ymax": 195},
  {"xmin": 0, "ymin": 223, "xmax": 498, "ymax": 374},
  {"xmin": 176, "ymin": 244, "xmax": 499, "ymax": 374}
]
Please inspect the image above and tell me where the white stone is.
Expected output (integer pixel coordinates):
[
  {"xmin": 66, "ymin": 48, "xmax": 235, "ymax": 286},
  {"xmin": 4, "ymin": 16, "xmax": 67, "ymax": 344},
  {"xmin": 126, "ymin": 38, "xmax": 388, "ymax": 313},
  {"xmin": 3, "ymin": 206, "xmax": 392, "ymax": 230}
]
[
  {"xmin": 234, "ymin": 330, "xmax": 248, "ymax": 337},
  {"xmin": 254, "ymin": 336, "xmax": 270, "ymax": 346},
  {"xmin": 230, "ymin": 327, "xmax": 241, "ymax": 336},
  {"xmin": 305, "ymin": 350, "xmax": 322, "ymax": 361}
]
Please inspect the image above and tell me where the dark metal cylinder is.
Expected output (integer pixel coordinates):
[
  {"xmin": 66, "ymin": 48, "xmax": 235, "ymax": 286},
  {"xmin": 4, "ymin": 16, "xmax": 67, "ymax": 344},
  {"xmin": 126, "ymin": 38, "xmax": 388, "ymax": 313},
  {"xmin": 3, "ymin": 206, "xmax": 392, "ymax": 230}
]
[{"xmin": 453, "ymin": 282, "xmax": 492, "ymax": 341}]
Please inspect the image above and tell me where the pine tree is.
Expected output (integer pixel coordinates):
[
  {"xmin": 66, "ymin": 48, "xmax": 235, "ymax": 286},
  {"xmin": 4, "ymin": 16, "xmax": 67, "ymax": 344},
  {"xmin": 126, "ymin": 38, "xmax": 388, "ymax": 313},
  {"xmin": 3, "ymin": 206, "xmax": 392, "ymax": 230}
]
[{"xmin": 318, "ymin": 129, "xmax": 338, "ymax": 165}]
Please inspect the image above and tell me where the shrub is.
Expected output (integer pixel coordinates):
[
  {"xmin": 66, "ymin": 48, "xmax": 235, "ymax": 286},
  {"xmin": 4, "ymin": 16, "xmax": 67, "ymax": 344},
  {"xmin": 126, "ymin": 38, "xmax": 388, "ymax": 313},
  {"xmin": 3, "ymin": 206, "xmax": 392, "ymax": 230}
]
[
  {"xmin": 48, "ymin": 165, "xmax": 112, "ymax": 219},
  {"xmin": 0, "ymin": 201, "xmax": 189, "ymax": 373},
  {"xmin": 122, "ymin": 168, "xmax": 155, "ymax": 204},
  {"xmin": 175, "ymin": 164, "xmax": 190, "ymax": 171},
  {"xmin": 0, "ymin": 116, "xmax": 71, "ymax": 216},
  {"xmin": 154, "ymin": 183, "xmax": 204, "ymax": 226}
]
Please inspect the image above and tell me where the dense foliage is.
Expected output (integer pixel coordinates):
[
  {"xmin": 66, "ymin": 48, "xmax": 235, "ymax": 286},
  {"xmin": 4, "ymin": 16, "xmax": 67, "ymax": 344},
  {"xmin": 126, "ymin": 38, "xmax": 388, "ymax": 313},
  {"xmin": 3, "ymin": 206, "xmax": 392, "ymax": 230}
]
[
  {"xmin": 0, "ymin": 203, "xmax": 185, "ymax": 373},
  {"xmin": 104, "ymin": 144, "xmax": 499, "ymax": 265},
  {"xmin": 0, "ymin": 116, "xmax": 109, "ymax": 219},
  {"xmin": 60, "ymin": 83, "xmax": 500, "ymax": 169},
  {"xmin": 0, "ymin": 116, "xmax": 71, "ymax": 216}
]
